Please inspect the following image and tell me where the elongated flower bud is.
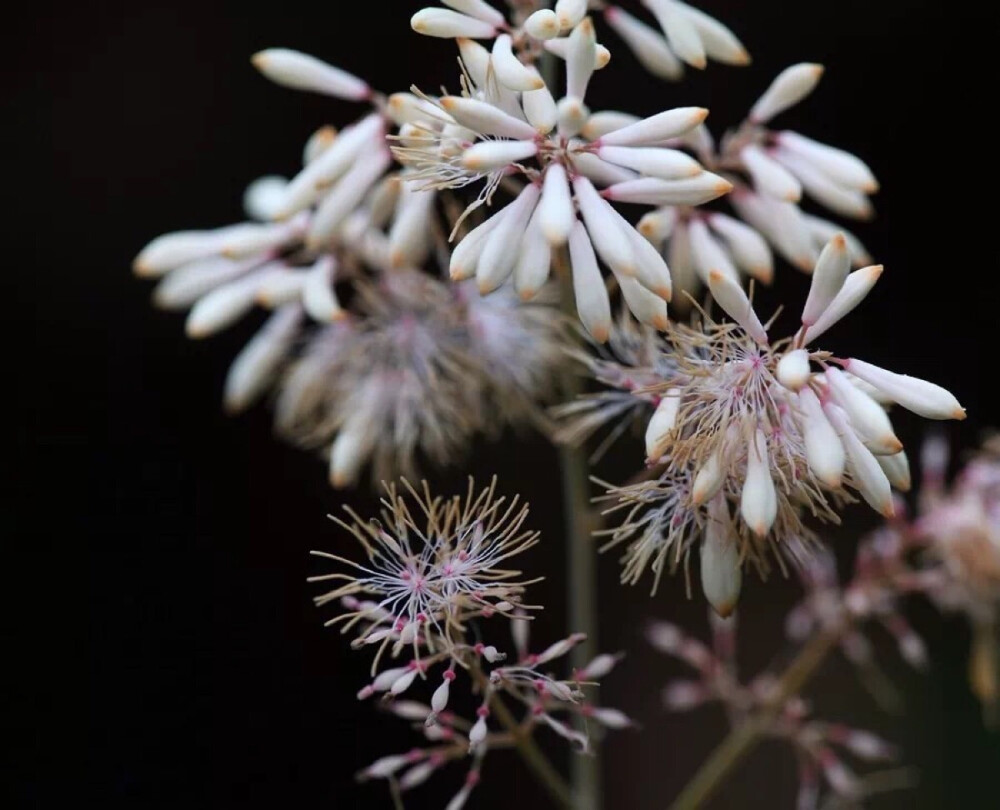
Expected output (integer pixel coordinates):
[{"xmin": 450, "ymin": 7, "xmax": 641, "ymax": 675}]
[
  {"xmin": 185, "ymin": 272, "xmax": 264, "ymax": 338},
  {"xmin": 673, "ymin": 0, "xmax": 749, "ymax": 65},
  {"xmin": 461, "ymin": 139, "xmax": 538, "ymax": 171},
  {"xmin": 707, "ymin": 270, "xmax": 768, "ymax": 344},
  {"xmin": 777, "ymin": 131, "xmax": 877, "ymax": 192},
  {"xmin": 741, "ymin": 429, "xmax": 777, "ymax": 536},
  {"xmin": 568, "ymin": 221, "xmax": 612, "ymax": 342},
  {"xmin": 802, "ymin": 215, "xmax": 873, "ymax": 267},
  {"xmin": 838, "ymin": 358, "xmax": 966, "ymax": 420},
  {"xmin": 243, "ymin": 175, "xmax": 288, "ymax": 221},
  {"xmin": 440, "ymin": 96, "xmax": 539, "ymax": 140},
  {"xmin": 539, "ymin": 164, "xmax": 576, "ymax": 245},
  {"xmin": 431, "ymin": 671, "xmax": 455, "ymax": 714},
  {"xmin": 514, "ymin": 208, "xmax": 552, "ymax": 300},
  {"xmin": 620, "ymin": 275, "xmax": 669, "ymax": 329},
  {"xmin": 741, "ymin": 144, "xmax": 801, "ymax": 201},
  {"xmin": 328, "ymin": 414, "xmax": 373, "ymax": 488},
  {"xmin": 773, "ymin": 148, "xmax": 874, "ymax": 220},
  {"xmin": 250, "ymin": 49, "xmax": 370, "ymax": 100},
  {"xmin": 411, "ymin": 8, "xmax": 498, "ymax": 39},
  {"xmin": 302, "ymin": 256, "xmax": 343, "ymax": 322},
  {"xmin": 645, "ymin": 389, "xmax": 682, "ymax": 460},
  {"xmin": 525, "ymin": 9, "xmax": 560, "ymax": 40},
  {"xmin": 522, "ymin": 73, "xmax": 557, "ymax": 134},
  {"xmin": 825, "ymin": 367, "xmax": 901, "ymax": 454},
  {"xmin": 443, "ymin": 0, "xmax": 505, "ymax": 26},
  {"xmin": 706, "ymin": 213, "xmax": 773, "ymax": 283},
  {"xmin": 797, "ymin": 387, "xmax": 846, "ymax": 488},
  {"xmin": 597, "ymin": 145, "xmax": 702, "ymax": 180},
  {"xmin": 802, "ymin": 265, "xmax": 882, "ymax": 344},
  {"xmin": 566, "ymin": 18, "xmax": 597, "ymax": 99},
  {"xmin": 689, "ymin": 219, "xmax": 738, "ymax": 284},
  {"xmin": 491, "ymin": 34, "xmax": 544, "ymax": 91},
  {"xmin": 701, "ymin": 496, "xmax": 741, "ymax": 617},
  {"xmin": 450, "ymin": 207, "xmax": 506, "ymax": 280},
  {"xmin": 574, "ymin": 175, "xmax": 637, "ymax": 277},
  {"xmin": 308, "ymin": 147, "xmax": 392, "ymax": 248},
  {"xmin": 603, "ymin": 173, "xmax": 732, "ymax": 206},
  {"xmin": 154, "ymin": 256, "xmax": 261, "ymax": 310},
  {"xmin": 555, "ymin": 0, "xmax": 587, "ymax": 30},
  {"xmin": 638, "ymin": 207, "xmax": 678, "ymax": 244},
  {"xmin": 824, "ymin": 402, "xmax": 894, "ymax": 516},
  {"xmin": 644, "ymin": 0, "xmax": 707, "ymax": 69},
  {"xmin": 603, "ymin": 6, "xmax": 683, "ymax": 80},
  {"xmin": 582, "ymin": 111, "xmax": 640, "ymax": 140},
  {"xmin": 776, "ymin": 348, "xmax": 811, "ymax": 391},
  {"xmin": 598, "ymin": 107, "xmax": 709, "ymax": 147},
  {"xmin": 478, "ymin": 184, "xmax": 540, "ymax": 293},
  {"xmin": 801, "ymin": 234, "xmax": 850, "ymax": 326},
  {"xmin": 877, "ymin": 450, "xmax": 911, "ymax": 492},
  {"xmin": 692, "ymin": 449, "xmax": 724, "ymax": 505},
  {"xmin": 749, "ymin": 63, "xmax": 824, "ymax": 123},
  {"xmin": 391, "ymin": 667, "xmax": 420, "ymax": 696},
  {"xmin": 621, "ymin": 219, "xmax": 672, "ymax": 300},
  {"xmin": 223, "ymin": 305, "xmax": 301, "ymax": 413}
]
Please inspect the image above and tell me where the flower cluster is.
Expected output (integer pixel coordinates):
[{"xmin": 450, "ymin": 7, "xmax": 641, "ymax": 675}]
[
  {"xmin": 311, "ymin": 478, "xmax": 631, "ymax": 807},
  {"xmin": 567, "ymin": 233, "xmax": 965, "ymax": 613}
]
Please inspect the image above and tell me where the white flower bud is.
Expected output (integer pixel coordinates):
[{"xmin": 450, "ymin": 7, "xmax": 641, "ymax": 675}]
[
  {"xmin": 776, "ymin": 349, "xmax": 811, "ymax": 392},
  {"xmin": 302, "ymin": 125, "xmax": 337, "ymax": 165},
  {"xmin": 134, "ymin": 230, "xmax": 225, "ymax": 278},
  {"xmin": 243, "ymin": 175, "xmax": 288, "ymax": 221},
  {"xmin": 590, "ymin": 707, "xmax": 634, "ymax": 729},
  {"xmin": 565, "ymin": 18, "xmax": 597, "ymax": 100},
  {"xmin": 567, "ymin": 221, "xmax": 612, "ymax": 342},
  {"xmin": 689, "ymin": 219, "xmax": 738, "ymax": 285},
  {"xmin": 621, "ymin": 220, "xmax": 673, "ymax": 300},
  {"xmin": 603, "ymin": 6, "xmax": 683, "ymax": 80},
  {"xmin": 250, "ymin": 49, "xmax": 370, "ymax": 100},
  {"xmin": 477, "ymin": 184, "xmax": 540, "ymax": 294},
  {"xmin": 825, "ymin": 367, "xmax": 901, "ymax": 455},
  {"xmin": 371, "ymin": 666, "xmax": 410, "ymax": 692},
  {"xmin": 307, "ymin": 148, "xmax": 392, "ymax": 249},
  {"xmin": 597, "ymin": 145, "xmax": 702, "ymax": 180},
  {"xmin": 411, "ymin": 8, "xmax": 497, "ymax": 39},
  {"xmin": 877, "ymin": 450, "xmax": 911, "ymax": 492},
  {"xmin": 522, "ymin": 73, "xmax": 557, "ymax": 134},
  {"xmin": 361, "ymin": 753, "xmax": 411, "ymax": 780},
  {"xmin": 442, "ymin": 0, "xmax": 505, "ymax": 26},
  {"xmin": 777, "ymin": 131, "xmax": 878, "ymax": 193},
  {"xmin": 491, "ymin": 34, "xmax": 544, "ymax": 91},
  {"xmin": 706, "ymin": 270, "xmax": 768, "ymax": 344},
  {"xmin": 223, "ymin": 305, "xmax": 302, "ymax": 413},
  {"xmin": 730, "ymin": 190, "xmax": 816, "ymax": 272},
  {"xmin": 645, "ymin": 390, "xmax": 682, "ymax": 461},
  {"xmin": 571, "ymin": 150, "xmax": 637, "ymax": 185},
  {"xmin": 692, "ymin": 450, "xmax": 724, "ymax": 505},
  {"xmin": 328, "ymin": 415, "xmax": 373, "ymax": 488},
  {"xmin": 741, "ymin": 429, "xmax": 777, "ymax": 536},
  {"xmin": 302, "ymin": 256, "xmax": 343, "ymax": 323},
  {"xmin": 514, "ymin": 209, "xmax": 552, "ymax": 300},
  {"xmin": 797, "ymin": 387, "xmax": 846, "ymax": 488},
  {"xmin": 706, "ymin": 213, "xmax": 773, "ymax": 283},
  {"xmin": 637, "ymin": 207, "xmax": 678, "ymax": 245},
  {"xmin": 450, "ymin": 208, "xmax": 507, "ymax": 280},
  {"xmin": 773, "ymin": 148, "xmax": 874, "ymax": 220},
  {"xmin": 700, "ymin": 496, "xmax": 741, "ymax": 617},
  {"xmin": 555, "ymin": 0, "xmax": 587, "ymax": 30},
  {"xmin": 538, "ymin": 163, "xmax": 575, "ymax": 246},
  {"xmin": 663, "ymin": 680, "xmax": 706, "ymax": 710},
  {"xmin": 468, "ymin": 714, "xmax": 488, "ymax": 749},
  {"xmin": 578, "ymin": 652, "xmax": 624, "ymax": 680},
  {"xmin": 556, "ymin": 96, "xmax": 589, "ymax": 138},
  {"xmin": 439, "ymin": 96, "xmax": 538, "ymax": 140},
  {"xmin": 153, "ymin": 256, "xmax": 259, "ymax": 310},
  {"xmin": 536, "ymin": 633, "xmax": 586, "ymax": 665},
  {"xmin": 525, "ymin": 9, "xmax": 560, "ymax": 40},
  {"xmin": 185, "ymin": 271, "xmax": 264, "ymax": 338},
  {"xmin": 801, "ymin": 233, "xmax": 850, "ymax": 326},
  {"xmin": 597, "ymin": 106, "xmax": 709, "ymax": 147},
  {"xmin": 581, "ymin": 110, "xmax": 640, "ymax": 140},
  {"xmin": 802, "ymin": 264, "xmax": 883, "ymax": 344},
  {"xmin": 399, "ymin": 760, "xmax": 437, "ymax": 790},
  {"xmin": 802, "ymin": 215, "xmax": 873, "ymax": 267},
  {"xmin": 603, "ymin": 173, "xmax": 732, "ymax": 206},
  {"xmin": 667, "ymin": 221, "xmax": 699, "ymax": 312},
  {"xmin": 431, "ymin": 676, "xmax": 452, "ymax": 714},
  {"xmin": 390, "ymin": 667, "xmax": 420, "ymax": 696},
  {"xmin": 741, "ymin": 144, "xmax": 801, "ymax": 201},
  {"xmin": 461, "ymin": 139, "xmax": 538, "ymax": 172},
  {"xmin": 573, "ymin": 176, "xmax": 638, "ymax": 277},
  {"xmin": 619, "ymin": 275, "xmax": 669, "ymax": 330},
  {"xmin": 644, "ymin": 0, "xmax": 707, "ymax": 69},
  {"xmin": 482, "ymin": 645, "xmax": 506, "ymax": 663},
  {"xmin": 824, "ymin": 403, "xmax": 894, "ymax": 517},
  {"xmin": 840, "ymin": 358, "xmax": 966, "ymax": 421},
  {"xmin": 749, "ymin": 63, "xmax": 824, "ymax": 124},
  {"xmin": 672, "ymin": 1, "xmax": 749, "ymax": 65}
]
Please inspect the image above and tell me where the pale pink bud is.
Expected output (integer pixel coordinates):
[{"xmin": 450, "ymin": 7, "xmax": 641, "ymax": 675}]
[
  {"xmin": 749, "ymin": 63, "xmax": 824, "ymax": 124},
  {"xmin": 741, "ymin": 144, "xmax": 801, "ymax": 201},
  {"xmin": 819, "ymin": 752, "xmax": 860, "ymax": 798},
  {"xmin": 388, "ymin": 701, "xmax": 432, "ymax": 721},
  {"xmin": 797, "ymin": 387, "xmax": 846, "ymax": 488},
  {"xmin": 603, "ymin": 6, "xmax": 683, "ymax": 81},
  {"xmin": 802, "ymin": 264, "xmax": 883, "ymax": 344},
  {"xmin": 838, "ymin": 358, "xmax": 966, "ymax": 421},
  {"xmin": 468, "ymin": 713, "xmax": 488, "ymax": 750},
  {"xmin": 801, "ymin": 233, "xmax": 850, "ymax": 326},
  {"xmin": 646, "ymin": 621, "xmax": 682, "ymax": 653},
  {"xmin": 360, "ymin": 752, "xmax": 412, "ymax": 780},
  {"xmin": 525, "ymin": 9, "xmax": 560, "ymax": 40},
  {"xmin": 578, "ymin": 652, "xmax": 625, "ymax": 680},
  {"xmin": 399, "ymin": 759, "xmax": 438, "ymax": 790},
  {"xmin": 431, "ymin": 673, "xmax": 453, "ymax": 714},
  {"xmin": 701, "ymin": 496, "xmax": 741, "ymax": 616},
  {"xmin": 250, "ymin": 49, "xmax": 370, "ymax": 100},
  {"xmin": 643, "ymin": 0, "xmax": 706, "ymax": 69},
  {"xmin": 777, "ymin": 131, "xmax": 878, "ymax": 192},
  {"xmin": 645, "ymin": 389, "xmax": 682, "ymax": 460},
  {"xmin": 603, "ymin": 173, "xmax": 732, "ymax": 206},
  {"xmin": 391, "ymin": 667, "xmax": 420, "ymax": 696},
  {"xmin": 439, "ymin": 96, "xmax": 538, "ymax": 140},
  {"xmin": 411, "ymin": 8, "xmax": 497, "ymax": 39},
  {"xmin": 536, "ymin": 633, "xmax": 587, "ymax": 666},
  {"xmin": 539, "ymin": 163, "xmax": 576, "ymax": 245},
  {"xmin": 663, "ymin": 680, "xmax": 707, "ymax": 710},
  {"xmin": 824, "ymin": 402, "xmax": 894, "ymax": 517},
  {"xmin": 223, "ymin": 305, "xmax": 302, "ymax": 414},
  {"xmin": 589, "ymin": 707, "xmax": 634, "ymax": 729},
  {"xmin": 372, "ymin": 666, "xmax": 410, "ymax": 693},
  {"xmin": 597, "ymin": 106, "xmax": 709, "ymax": 147},
  {"xmin": 689, "ymin": 219, "xmax": 738, "ymax": 285},
  {"xmin": 741, "ymin": 429, "xmax": 777, "ymax": 536},
  {"xmin": 841, "ymin": 729, "xmax": 895, "ymax": 761},
  {"xmin": 706, "ymin": 270, "xmax": 768, "ymax": 344}
]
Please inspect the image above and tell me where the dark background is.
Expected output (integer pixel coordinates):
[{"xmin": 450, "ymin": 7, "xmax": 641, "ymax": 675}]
[{"xmin": 14, "ymin": 0, "xmax": 998, "ymax": 807}]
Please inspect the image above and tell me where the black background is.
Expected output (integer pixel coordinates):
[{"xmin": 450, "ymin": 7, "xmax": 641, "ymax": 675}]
[{"xmin": 14, "ymin": 0, "xmax": 999, "ymax": 807}]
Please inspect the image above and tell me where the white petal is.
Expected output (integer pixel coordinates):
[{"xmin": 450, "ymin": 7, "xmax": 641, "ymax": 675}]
[
  {"xmin": 741, "ymin": 428, "xmax": 777, "ymax": 536},
  {"xmin": 706, "ymin": 270, "xmax": 768, "ymax": 344},
  {"xmin": 700, "ymin": 496, "xmax": 741, "ymax": 617},
  {"xmin": 825, "ymin": 367, "xmax": 901, "ymax": 455},
  {"xmin": 802, "ymin": 264, "xmax": 883, "ymax": 344},
  {"xmin": 573, "ymin": 175, "xmax": 637, "ymax": 276},
  {"xmin": 522, "ymin": 72, "xmax": 557, "ymax": 134},
  {"xmin": 773, "ymin": 147, "xmax": 874, "ymax": 220},
  {"xmin": 440, "ymin": 96, "xmax": 538, "ymax": 140},
  {"xmin": 567, "ymin": 220, "xmax": 612, "ymax": 342},
  {"xmin": 801, "ymin": 233, "xmax": 850, "ymax": 326},
  {"xmin": 620, "ymin": 275, "xmax": 669, "ymax": 330},
  {"xmin": 777, "ymin": 131, "xmax": 878, "ymax": 192},
  {"xmin": 243, "ymin": 175, "xmax": 288, "ymax": 221},
  {"xmin": 411, "ymin": 8, "xmax": 497, "ymax": 38},
  {"xmin": 302, "ymin": 256, "xmax": 343, "ymax": 322},
  {"xmin": 514, "ymin": 207, "xmax": 552, "ymax": 300},
  {"xmin": 706, "ymin": 212, "xmax": 773, "ymax": 283},
  {"xmin": 823, "ymin": 402, "xmax": 894, "ymax": 516},
  {"xmin": 307, "ymin": 147, "xmax": 392, "ymax": 248},
  {"xmin": 442, "ymin": 0, "xmax": 505, "ymax": 26},
  {"xmin": 555, "ymin": 0, "xmax": 587, "ymax": 30},
  {"xmin": 565, "ymin": 17, "xmax": 598, "ymax": 100},
  {"xmin": 477, "ymin": 184, "xmax": 541, "ymax": 293},
  {"xmin": 581, "ymin": 111, "xmax": 640, "ymax": 140},
  {"xmin": 597, "ymin": 107, "xmax": 709, "ymax": 147},
  {"xmin": 672, "ymin": 1, "xmax": 749, "ymax": 65},
  {"xmin": 603, "ymin": 5, "xmax": 683, "ymax": 80},
  {"xmin": 644, "ymin": 0, "xmax": 707, "ymax": 69},
  {"xmin": 877, "ymin": 450, "xmax": 912, "ymax": 492},
  {"xmin": 462, "ymin": 139, "xmax": 538, "ymax": 171},
  {"xmin": 597, "ymin": 145, "xmax": 702, "ymax": 180},
  {"xmin": 688, "ymin": 219, "xmax": 738, "ymax": 285},
  {"xmin": 525, "ymin": 9, "xmax": 560, "ymax": 40},
  {"xmin": 776, "ymin": 349, "xmax": 811, "ymax": 391},
  {"xmin": 797, "ymin": 387, "xmax": 846, "ymax": 488},
  {"xmin": 749, "ymin": 63, "xmax": 825, "ymax": 124},
  {"xmin": 223, "ymin": 305, "xmax": 302, "ymax": 413},
  {"xmin": 250, "ymin": 49, "xmax": 370, "ymax": 100},
  {"xmin": 741, "ymin": 144, "xmax": 802, "ymax": 202},
  {"xmin": 839, "ymin": 359, "xmax": 966, "ymax": 421},
  {"xmin": 645, "ymin": 389, "xmax": 682, "ymax": 459},
  {"xmin": 492, "ymin": 34, "xmax": 545, "ymax": 91},
  {"xmin": 539, "ymin": 163, "xmax": 576, "ymax": 245},
  {"xmin": 603, "ymin": 173, "xmax": 731, "ymax": 205},
  {"xmin": 450, "ymin": 209, "xmax": 508, "ymax": 280}
]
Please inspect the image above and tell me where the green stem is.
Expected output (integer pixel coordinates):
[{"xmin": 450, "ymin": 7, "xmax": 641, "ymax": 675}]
[{"xmin": 668, "ymin": 627, "xmax": 845, "ymax": 810}]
